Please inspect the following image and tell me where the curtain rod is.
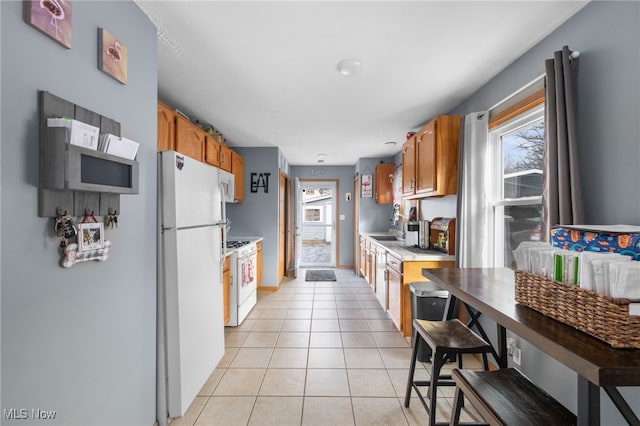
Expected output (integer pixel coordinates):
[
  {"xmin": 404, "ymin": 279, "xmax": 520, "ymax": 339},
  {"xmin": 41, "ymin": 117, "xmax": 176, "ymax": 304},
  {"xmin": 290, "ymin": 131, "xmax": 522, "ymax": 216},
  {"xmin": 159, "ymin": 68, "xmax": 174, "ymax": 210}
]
[{"xmin": 489, "ymin": 50, "xmax": 580, "ymax": 112}]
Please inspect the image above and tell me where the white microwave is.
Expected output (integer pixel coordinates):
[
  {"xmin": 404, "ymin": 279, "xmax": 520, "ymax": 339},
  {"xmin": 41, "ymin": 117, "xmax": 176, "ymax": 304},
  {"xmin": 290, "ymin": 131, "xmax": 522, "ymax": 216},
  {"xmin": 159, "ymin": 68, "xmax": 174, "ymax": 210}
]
[{"xmin": 219, "ymin": 169, "xmax": 236, "ymax": 203}]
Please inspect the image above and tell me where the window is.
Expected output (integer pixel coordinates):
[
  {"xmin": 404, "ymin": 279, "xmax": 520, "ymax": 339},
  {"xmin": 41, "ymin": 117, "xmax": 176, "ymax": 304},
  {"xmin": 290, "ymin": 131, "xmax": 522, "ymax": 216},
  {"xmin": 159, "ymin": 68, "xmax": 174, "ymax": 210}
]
[
  {"xmin": 488, "ymin": 105, "xmax": 544, "ymax": 268},
  {"xmin": 303, "ymin": 206, "xmax": 323, "ymax": 223}
]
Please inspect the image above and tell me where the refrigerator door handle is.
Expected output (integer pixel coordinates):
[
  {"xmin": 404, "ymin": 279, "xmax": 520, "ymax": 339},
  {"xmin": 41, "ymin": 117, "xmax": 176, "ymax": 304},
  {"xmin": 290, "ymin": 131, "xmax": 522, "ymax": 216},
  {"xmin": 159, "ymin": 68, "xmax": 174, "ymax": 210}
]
[{"xmin": 219, "ymin": 182, "xmax": 227, "ymax": 263}]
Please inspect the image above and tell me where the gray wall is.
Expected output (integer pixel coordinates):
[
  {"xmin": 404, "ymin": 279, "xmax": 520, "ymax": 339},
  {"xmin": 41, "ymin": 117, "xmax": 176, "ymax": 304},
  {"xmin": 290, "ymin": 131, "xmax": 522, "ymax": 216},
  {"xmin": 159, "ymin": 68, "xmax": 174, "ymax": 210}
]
[
  {"xmin": 355, "ymin": 158, "xmax": 396, "ymax": 233},
  {"xmin": 448, "ymin": 2, "xmax": 640, "ymax": 423},
  {"xmin": 226, "ymin": 147, "xmax": 281, "ymax": 286},
  {"xmin": 291, "ymin": 165, "xmax": 357, "ymax": 268},
  {"xmin": 450, "ymin": 2, "xmax": 640, "ymax": 226},
  {"xmin": 1, "ymin": 2, "xmax": 157, "ymax": 425}
]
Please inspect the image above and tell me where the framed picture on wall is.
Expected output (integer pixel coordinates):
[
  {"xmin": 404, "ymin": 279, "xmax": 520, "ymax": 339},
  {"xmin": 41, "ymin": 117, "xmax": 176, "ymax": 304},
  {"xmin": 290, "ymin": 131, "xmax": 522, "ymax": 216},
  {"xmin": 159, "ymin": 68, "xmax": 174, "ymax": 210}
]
[
  {"xmin": 361, "ymin": 174, "xmax": 373, "ymax": 198},
  {"xmin": 98, "ymin": 28, "xmax": 128, "ymax": 84},
  {"xmin": 24, "ymin": 0, "xmax": 73, "ymax": 49},
  {"xmin": 78, "ymin": 222, "xmax": 104, "ymax": 252}
]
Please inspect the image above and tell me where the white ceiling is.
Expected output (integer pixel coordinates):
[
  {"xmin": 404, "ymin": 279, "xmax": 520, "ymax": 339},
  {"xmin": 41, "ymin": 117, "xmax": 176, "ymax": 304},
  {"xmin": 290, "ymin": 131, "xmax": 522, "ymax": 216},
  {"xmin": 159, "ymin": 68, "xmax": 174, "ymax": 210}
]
[{"xmin": 135, "ymin": 1, "xmax": 588, "ymax": 166}]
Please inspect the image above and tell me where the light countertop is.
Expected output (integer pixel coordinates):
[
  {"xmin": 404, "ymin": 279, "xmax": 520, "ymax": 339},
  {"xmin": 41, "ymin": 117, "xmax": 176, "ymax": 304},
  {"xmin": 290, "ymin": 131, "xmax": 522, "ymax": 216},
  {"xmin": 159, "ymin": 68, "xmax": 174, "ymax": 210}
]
[{"xmin": 361, "ymin": 232, "xmax": 455, "ymax": 262}]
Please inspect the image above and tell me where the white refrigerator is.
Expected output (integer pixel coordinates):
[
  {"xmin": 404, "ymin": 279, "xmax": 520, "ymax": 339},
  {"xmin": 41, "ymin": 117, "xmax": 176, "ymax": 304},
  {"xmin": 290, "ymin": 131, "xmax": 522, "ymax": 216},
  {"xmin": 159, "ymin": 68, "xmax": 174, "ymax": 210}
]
[{"xmin": 157, "ymin": 151, "xmax": 226, "ymax": 424}]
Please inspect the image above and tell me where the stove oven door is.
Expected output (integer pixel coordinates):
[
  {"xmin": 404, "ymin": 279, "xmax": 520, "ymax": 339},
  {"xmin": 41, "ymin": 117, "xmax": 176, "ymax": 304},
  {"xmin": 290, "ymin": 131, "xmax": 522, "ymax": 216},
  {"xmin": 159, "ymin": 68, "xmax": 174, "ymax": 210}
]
[{"xmin": 237, "ymin": 252, "xmax": 257, "ymax": 304}]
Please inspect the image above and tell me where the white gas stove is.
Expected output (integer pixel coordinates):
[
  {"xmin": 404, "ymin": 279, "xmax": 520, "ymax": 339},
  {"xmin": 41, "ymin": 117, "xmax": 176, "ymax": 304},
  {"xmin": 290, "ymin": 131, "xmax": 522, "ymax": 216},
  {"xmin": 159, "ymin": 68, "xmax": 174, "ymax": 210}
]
[{"xmin": 225, "ymin": 237, "xmax": 260, "ymax": 326}]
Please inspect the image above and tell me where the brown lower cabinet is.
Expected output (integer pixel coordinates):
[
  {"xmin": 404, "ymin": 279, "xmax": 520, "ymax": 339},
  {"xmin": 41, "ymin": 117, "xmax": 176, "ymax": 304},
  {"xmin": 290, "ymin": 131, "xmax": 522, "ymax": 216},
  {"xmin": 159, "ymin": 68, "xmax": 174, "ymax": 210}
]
[
  {"xmin": 223, "ymin": 255, "xmax": 231, "ymax": 325},
  {"xmin": 359, "ymin": 237, "xmax": 366, "ymax": 277},
  {"xmin": 386, "ymin": 253, "xmax": 403, "ymax": 330}
]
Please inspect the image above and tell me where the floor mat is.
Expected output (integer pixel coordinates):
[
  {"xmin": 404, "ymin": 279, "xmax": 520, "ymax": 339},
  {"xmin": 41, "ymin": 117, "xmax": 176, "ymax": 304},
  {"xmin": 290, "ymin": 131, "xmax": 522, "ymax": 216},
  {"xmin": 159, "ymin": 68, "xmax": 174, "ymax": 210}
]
[{"xmin": 305, "ymin": 269, "xmax": 337, "ymax": 281}]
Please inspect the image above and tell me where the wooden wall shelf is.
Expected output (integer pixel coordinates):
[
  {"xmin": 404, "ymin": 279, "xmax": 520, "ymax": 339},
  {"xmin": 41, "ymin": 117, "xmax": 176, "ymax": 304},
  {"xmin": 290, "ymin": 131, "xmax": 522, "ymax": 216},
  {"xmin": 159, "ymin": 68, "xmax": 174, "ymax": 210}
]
[{"xmin": 38, "ymin": 91, "xmax": 138, "ymax": 217}]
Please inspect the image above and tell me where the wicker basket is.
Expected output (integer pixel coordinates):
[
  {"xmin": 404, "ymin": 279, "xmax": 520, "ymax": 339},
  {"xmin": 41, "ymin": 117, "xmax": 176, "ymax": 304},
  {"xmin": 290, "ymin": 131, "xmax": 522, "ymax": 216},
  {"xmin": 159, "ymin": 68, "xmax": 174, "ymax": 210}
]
[{"xmin": 514, "ymin": 270, "xmax": 640, "ymax": 349}]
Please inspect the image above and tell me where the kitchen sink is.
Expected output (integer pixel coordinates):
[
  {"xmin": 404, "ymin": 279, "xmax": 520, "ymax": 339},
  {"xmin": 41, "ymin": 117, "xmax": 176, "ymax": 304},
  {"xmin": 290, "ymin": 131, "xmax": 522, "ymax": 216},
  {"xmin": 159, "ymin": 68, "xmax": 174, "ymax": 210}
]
[{"xmin": 371, "ymin": 235, "xmax": 398, "ymax": 241}]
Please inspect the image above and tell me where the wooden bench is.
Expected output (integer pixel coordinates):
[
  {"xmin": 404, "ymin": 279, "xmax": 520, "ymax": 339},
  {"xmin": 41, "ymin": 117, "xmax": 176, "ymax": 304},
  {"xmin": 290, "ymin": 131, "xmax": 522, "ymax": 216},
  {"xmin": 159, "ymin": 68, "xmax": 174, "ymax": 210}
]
[
  {"xmin": 405, "ymin": 319, "xmax": 492, "ymax": 426},
  {"xmin": 450, "ymin": 367, "xmax": 577, "ymax": 426}
]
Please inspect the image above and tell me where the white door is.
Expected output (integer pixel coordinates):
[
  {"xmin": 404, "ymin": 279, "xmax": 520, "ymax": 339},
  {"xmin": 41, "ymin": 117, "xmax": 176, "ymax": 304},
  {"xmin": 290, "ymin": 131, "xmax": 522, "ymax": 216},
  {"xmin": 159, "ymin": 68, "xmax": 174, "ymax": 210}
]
[
  {"xmin": 294, "ymin": 177, "xmax": 302, "ymax": 276},
  {"xmin": 299, "ymin": 181, "xmax": 337, "ymax": 267}
]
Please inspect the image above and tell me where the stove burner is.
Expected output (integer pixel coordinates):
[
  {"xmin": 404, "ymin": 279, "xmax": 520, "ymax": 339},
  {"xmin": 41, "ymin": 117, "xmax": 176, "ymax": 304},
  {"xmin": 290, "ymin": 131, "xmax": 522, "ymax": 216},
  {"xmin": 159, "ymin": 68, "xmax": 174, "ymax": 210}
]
[{"xmin": 227, "ymin": 240, "xmax": 250, "ymax": 249}]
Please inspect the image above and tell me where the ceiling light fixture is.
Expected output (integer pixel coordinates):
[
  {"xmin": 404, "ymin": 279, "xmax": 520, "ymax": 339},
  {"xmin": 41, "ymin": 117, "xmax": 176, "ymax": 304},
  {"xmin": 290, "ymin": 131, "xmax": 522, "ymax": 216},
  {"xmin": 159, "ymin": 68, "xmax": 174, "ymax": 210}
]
[
  {"xmin": 337, "ymin": 59, "xmax": 362, "ymax": 76},
  {"xmin": 384, "ymin": 141, "xmax": 397, "ymax": 146}
]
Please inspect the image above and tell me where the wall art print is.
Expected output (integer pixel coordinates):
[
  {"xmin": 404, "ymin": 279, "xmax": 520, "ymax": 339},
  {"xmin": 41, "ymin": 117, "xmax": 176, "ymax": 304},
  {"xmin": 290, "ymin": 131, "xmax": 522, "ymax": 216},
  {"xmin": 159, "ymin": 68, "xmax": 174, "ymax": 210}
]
[
  {"xmin": 98, "ymin": 28, "xmax": 127, "ymax": 84},
  {"xmin": 361, "ymin": 174, "xmax": 372, "ymax": 198},
  {"xmin": 25, "ymin": 0, "xmax": 72, "ymax": 49}
]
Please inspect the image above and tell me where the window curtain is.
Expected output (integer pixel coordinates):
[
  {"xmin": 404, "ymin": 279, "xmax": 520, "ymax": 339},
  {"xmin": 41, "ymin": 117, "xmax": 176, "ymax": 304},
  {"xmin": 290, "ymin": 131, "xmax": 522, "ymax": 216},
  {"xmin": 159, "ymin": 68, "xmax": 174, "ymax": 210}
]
[
  {"xmin": 456, "ymin": 112, "xmax": 490, "ymax": 268},
  {"xmin": 542, "ymin": 46, "xmax": 584, "ymax": 241}
]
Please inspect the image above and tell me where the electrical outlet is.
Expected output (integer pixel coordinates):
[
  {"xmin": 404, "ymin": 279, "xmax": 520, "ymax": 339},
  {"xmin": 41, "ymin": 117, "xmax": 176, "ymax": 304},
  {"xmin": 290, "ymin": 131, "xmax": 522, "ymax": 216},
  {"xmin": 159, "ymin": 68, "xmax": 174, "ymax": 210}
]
[
  {"xmin": 506, "ymin": 337, "xmax": 515, "ymax": 357},
  {"xmin": 513, "ymin": 347, "xmax": 522, "ymax": 365}
]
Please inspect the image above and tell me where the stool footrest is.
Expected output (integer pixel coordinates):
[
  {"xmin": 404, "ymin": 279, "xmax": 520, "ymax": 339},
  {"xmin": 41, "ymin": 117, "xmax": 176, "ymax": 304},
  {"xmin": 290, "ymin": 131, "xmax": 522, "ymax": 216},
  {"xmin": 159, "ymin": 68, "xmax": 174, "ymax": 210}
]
[{"xmin": 413, "ymin": 379, "xmax": 456, "ymax": 388}]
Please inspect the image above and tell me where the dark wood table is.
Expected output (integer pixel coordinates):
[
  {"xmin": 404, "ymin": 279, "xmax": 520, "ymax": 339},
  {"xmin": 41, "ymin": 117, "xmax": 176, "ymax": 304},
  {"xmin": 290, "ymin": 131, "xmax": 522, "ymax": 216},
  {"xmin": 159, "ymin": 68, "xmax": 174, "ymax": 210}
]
[{"xmin": 422, "ymin": 267, "xmax": 640, "ymax": 426}]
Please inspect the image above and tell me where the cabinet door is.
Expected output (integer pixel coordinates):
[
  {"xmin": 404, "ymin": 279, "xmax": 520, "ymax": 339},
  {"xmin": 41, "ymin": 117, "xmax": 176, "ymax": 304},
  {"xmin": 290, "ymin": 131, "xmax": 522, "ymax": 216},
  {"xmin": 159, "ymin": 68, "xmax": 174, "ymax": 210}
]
[
  {"xmin": 369, "ymin": 247, "xmax": 376, "ymax": 292},
  {"xmin": 359, "ymin": 238, "xmax": 366, "ymax": 277},
  {"xmin": 175, "ymin": 114, "xmax": 205, "ymax": 162},
  {"xmin": 256, "ymin": 241, "xmax": 262, "ymax": 286},
  {"xmin": 157, "ymin": 102, "xmax": 175, "ymax": 152},
  {"xmin": 219, "ymin": 144, "xmax": 232, "ymax": 172},
  {"xmin": 387, "ymin": 265, "xmax": 402, "ymax": 331},
  {"xmin": 223, "ymin": 256, "xmax": 231, "ymax": 325},
  {"xmin": 205, "ymin": 135, "xmax": 221, "ymax": 167},
  {"xmin": 375, "ymin": 163, "xmax": 395, "ymax": 204},
  {"xmin": 416, "ymin": 119, "xmax": 437, "ymax": 194},
  {"xmin": 437, "ymin": 115, "xmax": 462, "ymax": 196},
  {"xmin": 364, "ymin": 245, "xmax": 370, "ymax": 283},
  {"xmin": 401, "ymin": 137, "xmax": 416, "ymax": 196},
  {"xmin": 231, "ymin": 151, "xmax": 244, "ymax": 202}
]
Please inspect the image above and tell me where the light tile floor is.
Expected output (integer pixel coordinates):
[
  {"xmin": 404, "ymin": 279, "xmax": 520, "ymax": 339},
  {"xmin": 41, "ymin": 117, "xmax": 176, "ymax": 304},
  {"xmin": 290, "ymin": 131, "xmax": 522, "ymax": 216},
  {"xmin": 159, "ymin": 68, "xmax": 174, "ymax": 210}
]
[{"xmin": 170, "ymin": 268, "xmax": 484, "ymax": 426}]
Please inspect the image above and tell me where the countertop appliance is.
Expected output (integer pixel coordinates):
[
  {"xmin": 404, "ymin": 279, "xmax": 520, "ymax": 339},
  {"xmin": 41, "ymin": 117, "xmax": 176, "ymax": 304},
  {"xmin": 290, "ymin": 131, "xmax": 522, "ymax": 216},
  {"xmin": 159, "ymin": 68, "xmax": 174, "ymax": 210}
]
[
  {"xmin": 225, "ymin": 237, "xmax": 260, "ymax": 326},
  {"xmin": 430, "ymin": 217, "xmax": 456, "ymax": 255},
  {"xmin": 157, "ymin": 151, "xmax": 226, "ymax": 422}
]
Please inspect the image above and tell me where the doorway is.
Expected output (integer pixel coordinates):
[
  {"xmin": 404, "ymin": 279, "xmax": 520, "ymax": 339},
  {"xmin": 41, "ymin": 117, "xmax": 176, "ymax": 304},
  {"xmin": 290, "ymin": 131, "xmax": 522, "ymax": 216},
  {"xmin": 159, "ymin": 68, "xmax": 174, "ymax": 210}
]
[{"xmin": 298, "ymin": 180, "xmax": 337, "ymax": 268}]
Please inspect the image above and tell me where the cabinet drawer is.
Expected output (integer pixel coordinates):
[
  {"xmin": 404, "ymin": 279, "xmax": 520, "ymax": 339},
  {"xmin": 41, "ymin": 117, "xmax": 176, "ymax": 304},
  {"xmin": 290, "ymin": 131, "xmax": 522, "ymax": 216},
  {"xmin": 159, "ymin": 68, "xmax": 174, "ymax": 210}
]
[{"xmin": 386, "ymin": 254, "xmax": 402, "ymax": 273}]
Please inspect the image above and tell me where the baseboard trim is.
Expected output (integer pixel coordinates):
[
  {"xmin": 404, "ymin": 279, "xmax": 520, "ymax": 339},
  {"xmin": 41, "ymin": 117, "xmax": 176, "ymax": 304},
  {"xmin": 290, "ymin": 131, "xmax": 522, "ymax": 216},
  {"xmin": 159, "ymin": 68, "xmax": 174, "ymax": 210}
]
[
  {"xmin": 258, "ymin": 286, "xmax": 279, "ymax": 292},
  {"xmin": 336, "ymin": 264, "xmax": 353, "ymax": 269}
]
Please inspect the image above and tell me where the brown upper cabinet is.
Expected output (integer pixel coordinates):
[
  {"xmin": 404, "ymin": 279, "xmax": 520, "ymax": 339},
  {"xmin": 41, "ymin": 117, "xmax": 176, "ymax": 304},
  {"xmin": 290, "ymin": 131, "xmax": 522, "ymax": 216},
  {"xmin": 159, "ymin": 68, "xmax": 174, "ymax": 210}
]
[
  {"xmin": 156, "ymin": 101, "xmax": 244, "ymax": 203},
  {"xmin": 175, "ymin": 114, "xmax": 205, "ymax": 162},
  {"xmin": 231, "ymin": 151, "xmax": 244, "ymax": 202},
  {"xmin": 402, "ymin": 115, "xmax": 461, "ymax": 198},
  {"xmin": 205, "ymin": 134, "xmax": 221, "ymax": 167},
  {"xmin": 401, "ymin": 134, "xmax": 417, "ymax": 197},
  {"xmin": 375, "ymin": 163, "xmax": 395, "ymax": 204},
  {"xmin": 157, "ymin": 101, "xmax": 176, "ymax": 152},
  {"xmin": 219, "ymin": 143, "xmax": 232, "ymax": 173}
]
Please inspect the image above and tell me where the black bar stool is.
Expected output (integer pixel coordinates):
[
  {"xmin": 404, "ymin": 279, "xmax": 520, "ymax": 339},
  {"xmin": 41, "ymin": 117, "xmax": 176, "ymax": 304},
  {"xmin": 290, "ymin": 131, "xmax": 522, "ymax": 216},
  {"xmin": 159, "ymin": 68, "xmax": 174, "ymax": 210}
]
[{"xmin": 404, "ymin": 318, "xmax": 492, "ymax": 426}]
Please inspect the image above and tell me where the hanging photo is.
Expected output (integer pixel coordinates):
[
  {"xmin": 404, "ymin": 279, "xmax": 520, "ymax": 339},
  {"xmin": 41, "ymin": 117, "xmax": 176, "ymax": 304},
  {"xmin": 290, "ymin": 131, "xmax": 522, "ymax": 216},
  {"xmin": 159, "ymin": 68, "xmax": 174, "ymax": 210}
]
[
  {"xmin": 78, "ymin": 222, "xmax": 105, "ymax": 252},
  {"xmin": 98, "ymin": 28, "xmax": 127, "ymax": 84},
  {"xmin": 24, "ymin": 0, "xmax": 73, "ymax": 49},
  {"xmin": 361, "ymin": 174, "xmax": 373, "ymax": 198}
]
